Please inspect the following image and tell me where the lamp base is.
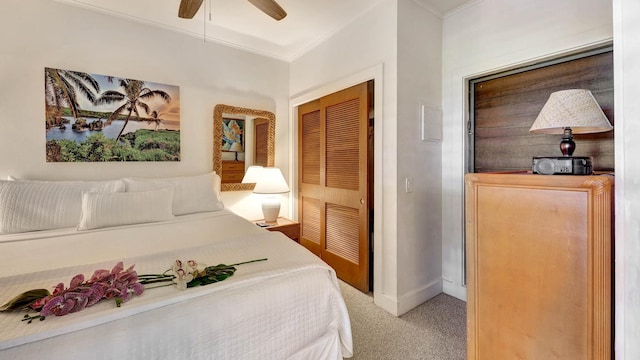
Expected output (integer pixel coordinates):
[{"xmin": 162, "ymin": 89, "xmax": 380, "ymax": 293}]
[
  {"xmin": 261, "ymin": 196, "xmax": 281, "ymax": 223},
  {"xmin": 560, "ymin": 127, "xmax": 575, "ymax": 156}
]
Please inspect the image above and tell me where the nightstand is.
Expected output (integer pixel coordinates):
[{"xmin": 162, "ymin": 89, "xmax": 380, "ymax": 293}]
[{"xmin": 254, "ymin": 217, "xmax": 300, "ymax": 242}]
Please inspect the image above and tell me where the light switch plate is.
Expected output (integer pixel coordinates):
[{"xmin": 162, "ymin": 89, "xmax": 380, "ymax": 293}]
[{"xmin": 405, "ymin": 177, "xmax": 414, "ymax": 193}]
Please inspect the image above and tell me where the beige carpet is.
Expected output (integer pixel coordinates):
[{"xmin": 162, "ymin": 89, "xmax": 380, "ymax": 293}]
[{"xmin": 339, "ymin": 281, "xmax": 466, "ymax": 360}]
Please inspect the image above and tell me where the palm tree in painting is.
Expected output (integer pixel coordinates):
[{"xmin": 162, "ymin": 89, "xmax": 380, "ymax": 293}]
[
  {"xmin": 146, "ymin": 110, "xmax": 165, "ymax": 130},
  {"xmin": 44, "ymin": 68, "xmax": 100, "ymax": 127},
  {"xmin": 95, "ymin": 79, "xmax": 171, "ymax": 142}
]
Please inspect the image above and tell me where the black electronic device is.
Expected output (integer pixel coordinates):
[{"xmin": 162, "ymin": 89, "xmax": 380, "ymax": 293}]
[{"xmin": 532, "ymin": 156, "xmax": 593, "ymax": 175}]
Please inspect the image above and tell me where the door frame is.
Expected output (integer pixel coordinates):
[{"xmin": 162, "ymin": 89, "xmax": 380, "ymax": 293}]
[{"xmin": 289, "ymin": 64, "xmax": 383, "ymax": 297}]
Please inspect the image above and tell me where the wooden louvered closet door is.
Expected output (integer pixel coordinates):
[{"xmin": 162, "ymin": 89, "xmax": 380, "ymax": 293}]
[
  {"xmin": 298, "ymin": 82, "xmax": 370, "ymax": 292},
  {"xmin": 253, "ymin": 118, "xmax": 269, "ymax": 166}
]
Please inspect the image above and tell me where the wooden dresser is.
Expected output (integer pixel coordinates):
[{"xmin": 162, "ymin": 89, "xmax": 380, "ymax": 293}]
[
  {"xmin": 221, "ymin": 160, "xmax": 245, "ymax": 184},
  {"xmin": 465, "ymin": 172, "xmax": 613, "ymax": 359}
]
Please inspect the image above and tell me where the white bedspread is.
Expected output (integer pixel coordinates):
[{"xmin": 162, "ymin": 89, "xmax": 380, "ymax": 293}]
[{"xmin": 0, "ymin": 210, "xmax": 353, "ymax": 359}]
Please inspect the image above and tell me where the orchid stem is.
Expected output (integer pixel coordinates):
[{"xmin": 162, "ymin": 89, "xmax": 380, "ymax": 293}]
[
  {"xmin": 229, "ymin": 258, "xmax": 268, "ymax": 267},
  {"xmin": 142, "ymin": 283, "xmax": 176, "ymax": 289},
  {"xmin": 138, "ymin": 274, "xmax": 176, "ymax": 285}
]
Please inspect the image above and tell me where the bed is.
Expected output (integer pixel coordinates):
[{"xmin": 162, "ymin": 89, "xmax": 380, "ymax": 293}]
[{"xmin": 0, "ymin": 173, "xmax": 353, "ymax": 359}]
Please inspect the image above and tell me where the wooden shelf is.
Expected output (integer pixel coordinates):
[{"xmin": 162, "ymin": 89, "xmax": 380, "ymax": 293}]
[{"xmin": 254, "ymin": 217, "xmax": 299, "ymax": 242}]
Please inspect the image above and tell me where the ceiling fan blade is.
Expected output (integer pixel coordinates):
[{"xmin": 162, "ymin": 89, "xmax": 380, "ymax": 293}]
[
  {"xmin": 178, "ymin": 0, "xmax": 204, "ymax": 19},
  {"xmin": 247, "ymin": 0, "xmax": 287, "ymax": 21}
]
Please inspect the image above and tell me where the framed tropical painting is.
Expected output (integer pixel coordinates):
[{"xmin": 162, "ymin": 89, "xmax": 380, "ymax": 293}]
[
  {"xmin": 44, "ymin": 67, "xmax": 181, "ymax": 162},
  {"xmin": 221, "ymin": 118, "xmax": 245, "ymax": 153}
]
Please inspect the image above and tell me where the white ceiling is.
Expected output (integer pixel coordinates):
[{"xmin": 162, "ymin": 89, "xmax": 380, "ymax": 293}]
[{"xmin": 56, "ymin": 0, "xmax": 473, "ymax": 61}]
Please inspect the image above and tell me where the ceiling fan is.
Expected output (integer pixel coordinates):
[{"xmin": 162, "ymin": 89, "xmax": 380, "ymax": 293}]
[{"xmin": 178, "ymin": 0, "xmax": 287, "ymax": 21}]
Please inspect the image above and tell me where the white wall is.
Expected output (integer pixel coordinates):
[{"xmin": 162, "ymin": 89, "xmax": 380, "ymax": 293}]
[
  {"xmin": 291, "ymin": 0, "xmax": 443, "ymax": 315},
  {"xmin": 0, "ymin": 0, "xmax": 290, "ymax": 220},
  {"xmin": 396, "ymin": 0, "xmax": 443, "ymax": 314},
  {"xmin": 290, "ymin": 0, "xmax": 399, "ymax": 315},
  {"xmin": 441, "ymin": 0, "xmax": 613, "ymax": 300},
  {"xmin": 613, "ymin": 0, "xmax": 640, "ymax": 358}
]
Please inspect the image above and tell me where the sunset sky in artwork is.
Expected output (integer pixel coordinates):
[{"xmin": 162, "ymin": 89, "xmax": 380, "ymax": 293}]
[{"xmin": 76, "ymin": 73, "xmax": 181, "ymax": 123}]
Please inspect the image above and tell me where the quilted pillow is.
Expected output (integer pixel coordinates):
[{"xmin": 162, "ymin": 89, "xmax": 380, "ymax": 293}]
[
  {"xmin": 0, "ymin": 180, "xmax": 125, "ymax": 234},
  {"xmin": 77, "ymin": 187, "xmax": 175, "ymax": 231},
  {"xmin": 7, "ymin": 176, "xmax": 125, "ymax": 193},
  {"xmin": 123, "ymin": 172, "xmax": 224, "ymax": 215}
]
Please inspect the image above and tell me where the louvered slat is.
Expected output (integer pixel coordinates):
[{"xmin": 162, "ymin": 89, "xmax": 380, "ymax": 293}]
[
  {"xmin": 302, "ymin": 197, "xmax": 321, "ymax": 245},
  {"xmin": 325, "ymin": 203, "xmax": 359, "ymax": 264},
  {"xmin": 302, "ymin": 110, "xmax": 321, "ymax": 185},
  {"xmin": 326, "ymin": 98, "xmax": 359, "ymax": 190}
]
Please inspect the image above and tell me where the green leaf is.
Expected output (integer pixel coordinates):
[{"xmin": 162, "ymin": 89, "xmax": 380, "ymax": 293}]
[
  {"xmin": 187, "ymin": 279, "xmax": 202, "ymax": 288},
  {"xmin": 177, "ymin": 258, "xmax": 268, "ymax": 289},
  {"xmin": 215, "ymin": 273, "xmax": 230, "ymax": 281},
  {"xmin": 0, "ymin": 289, "xmax": 50, "ymax": 312}
]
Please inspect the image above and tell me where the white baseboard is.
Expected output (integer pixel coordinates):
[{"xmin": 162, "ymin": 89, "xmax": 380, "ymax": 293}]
[
  {"xmin": 398, "ymin": 279, "xmax": 443, "ymax": 315},
  {"xmin": 374, "ymin": 293, "xmax": 400, "ymax": 316},
  {"xmin": 443, "ymin": 279, "xmax": 466, "ymax": 301},
  {"xmin": 374, "ymin": 279, "xmax": 443, "ymax": 316}
]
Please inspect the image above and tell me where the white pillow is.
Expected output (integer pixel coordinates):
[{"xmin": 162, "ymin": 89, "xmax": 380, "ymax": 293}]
[
  {"xmin": 7, "ymin": 176, "xmax": 125, "ymax": 193},
  {"xmin": 123, "ymin": 172, "xmax": 224, "ymax": 215},
  {"xmin": 0, "ymin": 180, "xmax": 125, "ymax": 234},
  {"xmin": 78, "ymin": 187, "xmax": 175, "ymax": 231}
]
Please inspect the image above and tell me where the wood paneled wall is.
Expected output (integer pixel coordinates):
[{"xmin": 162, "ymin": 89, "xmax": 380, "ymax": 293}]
[{"xmin": 471, "ymin": 49, "xmax": 614, "ymax": 173}]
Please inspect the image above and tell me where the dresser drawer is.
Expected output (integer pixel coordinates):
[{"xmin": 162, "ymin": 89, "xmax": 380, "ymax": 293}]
[
  {"xmin": 222, "ymin": 173, "xmax": 244, "ymax": 182},
  {"xmin": 221, "ymin": 161, "xmax": 245, "ymax": 183},
  {"xmin": 222, "ymin": 161, "xmax": 245, "ymax": 171}
]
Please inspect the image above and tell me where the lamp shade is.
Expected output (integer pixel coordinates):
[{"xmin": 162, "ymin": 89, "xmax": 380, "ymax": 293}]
[
  {"xmin": 228, "ymin": 142, "xmax": 244, "ymax": 152},
  {"xmin": 529, "ymin": 89, "xmax": 613, "ymax": 134},
  {"xmin": 253, "ymin": 167, "xmax": 289, "ymax": 194},
  {"xmin": 241, "ymin": 165, "xmax": 263, "ymax": 183}
]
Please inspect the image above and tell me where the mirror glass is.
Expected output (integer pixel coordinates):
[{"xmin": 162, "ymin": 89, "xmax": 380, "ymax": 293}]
[{"xmin": 213, "ymin": 104, "xmax": 275, "ymax": 191}]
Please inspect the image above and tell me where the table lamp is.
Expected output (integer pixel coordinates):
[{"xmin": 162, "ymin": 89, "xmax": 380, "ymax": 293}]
[
  {"xmin": 241, "ymin": 165, "xmax": 264, "ymax": 184},
  {"xmin": 529, "ymin": 89, "xmax": 613, "ymax": 156},
  {"xmin": 228, "ymin": 141, "xmax": 243, "ymax": 161},
  {"xmin": 253, "ymin": 167, "xmax": 289, "ymax": 223}
]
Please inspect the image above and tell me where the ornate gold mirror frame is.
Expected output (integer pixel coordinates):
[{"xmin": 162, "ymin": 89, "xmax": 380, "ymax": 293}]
[{"xmin": 213, "ymin": 104, "xmax": 275, "ymax": 191}]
